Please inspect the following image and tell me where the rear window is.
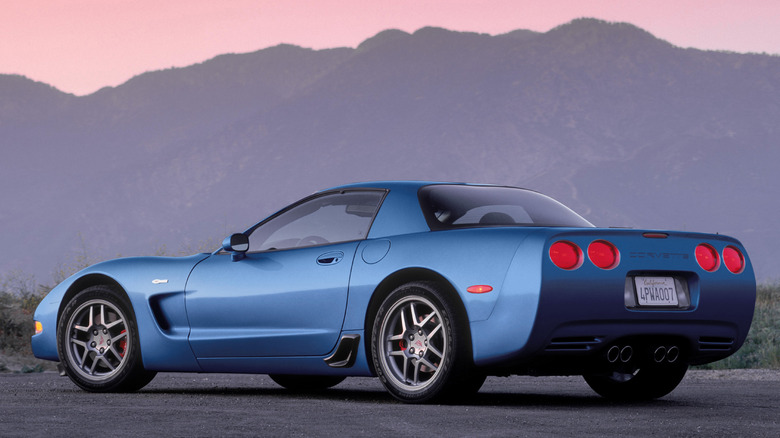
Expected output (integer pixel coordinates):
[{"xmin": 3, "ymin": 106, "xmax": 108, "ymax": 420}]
[{"xmin": 418, "ymin": 185, "xmax": 594, "ymax": 230}]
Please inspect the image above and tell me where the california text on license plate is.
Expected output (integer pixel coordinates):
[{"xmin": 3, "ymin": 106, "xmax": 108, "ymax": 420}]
[{"xmin": 634, "ymin": 276, "xmax": 679, "ymax": 306}]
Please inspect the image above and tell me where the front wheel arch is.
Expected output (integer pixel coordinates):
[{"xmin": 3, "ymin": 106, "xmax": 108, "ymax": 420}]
[
  {"xmin": 58, "ymin": 274, "xmax": 126, "ymax": 327},
  {"xmin": 364, "ymin": 269, "xmax": 473, "ymax": 376}
]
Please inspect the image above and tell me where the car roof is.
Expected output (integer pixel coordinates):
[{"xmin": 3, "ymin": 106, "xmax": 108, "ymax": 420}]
[{"xmin": 324, "ymin": 181, "xmax": 445, "ymax": 192}]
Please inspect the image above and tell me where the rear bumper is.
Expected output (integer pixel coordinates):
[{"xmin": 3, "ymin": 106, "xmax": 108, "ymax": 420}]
[{"xmin": 523, "ymin": 319, "xmax": 742, "ymax": 373}]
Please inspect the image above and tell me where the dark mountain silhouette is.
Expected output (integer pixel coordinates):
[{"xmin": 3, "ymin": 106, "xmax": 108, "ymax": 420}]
[{"xmin": 2, "ymin": 18, "xmax": 778, "ymax": 282}]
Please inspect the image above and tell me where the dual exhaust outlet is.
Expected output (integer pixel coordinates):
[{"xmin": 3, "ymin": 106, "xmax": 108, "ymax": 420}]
[{"xmin": 606, "ymin": 345, "xmax": 680, "ymax": 364}]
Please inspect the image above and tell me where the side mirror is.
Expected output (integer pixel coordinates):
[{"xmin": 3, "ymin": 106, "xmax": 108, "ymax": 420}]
[{"xmin": 222, "ymin": 233, "xmax": 249, "ymax": 261}]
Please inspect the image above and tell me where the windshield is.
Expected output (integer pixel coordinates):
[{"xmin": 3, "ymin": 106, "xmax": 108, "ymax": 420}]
[{"xmin": 418, "ymin": 185, "xmax": 594, "ymax": 230}]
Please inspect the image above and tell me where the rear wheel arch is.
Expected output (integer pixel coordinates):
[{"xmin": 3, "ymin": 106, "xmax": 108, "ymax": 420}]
[{"xmin": 364, "ymin": 268, "xmax": 472, "ymax": 375}]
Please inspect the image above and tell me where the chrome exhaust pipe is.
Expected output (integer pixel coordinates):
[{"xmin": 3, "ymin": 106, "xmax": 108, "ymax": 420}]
[
  {"xmin": 666, "ymin": 346, "xmax": 680, "ymax": 363},
  {"xmin": 607, "ymin": 345, "xmax": 620, "ymax": 363},
  {"xmin": 653, "ymin": 346, "xmax": 667, "ymax": 363},
  {"xmin": 620, "ymin": 346, "xmax": 633, "ymax": 363}
]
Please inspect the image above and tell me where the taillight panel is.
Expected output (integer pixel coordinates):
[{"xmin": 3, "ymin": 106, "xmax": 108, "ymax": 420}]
[{"xmin": 549, "ymin": 239, "xmax": 746, "ymax": 275}]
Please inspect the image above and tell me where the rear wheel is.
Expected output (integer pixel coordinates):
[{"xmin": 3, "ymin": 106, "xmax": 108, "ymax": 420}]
[
  {"xmin": 371, "ymin": 282, "xmax": 472, "ymax": 403},
  {"xmin": 57, "ymin": 285, "xmax": 156, "ymax": 392},
  {"xmin": 269, "ymin": 374, "xmax": 346, "ymax": 391},
  {"xmin": 584, "ymin": 364, "xmax": 688, "ymax": 401}
]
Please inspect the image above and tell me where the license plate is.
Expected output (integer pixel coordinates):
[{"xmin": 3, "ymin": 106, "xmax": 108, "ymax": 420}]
[{"xmin": 634, "ymin": 276, "xmax": 679, "ymax": 306}]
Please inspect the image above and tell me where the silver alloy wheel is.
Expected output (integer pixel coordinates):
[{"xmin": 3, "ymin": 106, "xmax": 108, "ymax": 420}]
[
  {"xmin": 378, "ymin": 295, "xmax": 448, "ymax": 392},
  {"xmin": 64, "ymin": 298, "xmax": 130, "ymax": 382}
]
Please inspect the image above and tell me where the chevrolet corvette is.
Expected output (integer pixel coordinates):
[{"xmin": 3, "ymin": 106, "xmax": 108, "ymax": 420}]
[{"xmin": 32, "ymin": 181, "xmax": 756, "ymax": 403}]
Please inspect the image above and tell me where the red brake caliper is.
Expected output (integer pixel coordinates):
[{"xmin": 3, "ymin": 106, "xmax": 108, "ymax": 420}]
[{"xmin": 119, "ymin": 329, "xmax": 127, "ymax": 357}]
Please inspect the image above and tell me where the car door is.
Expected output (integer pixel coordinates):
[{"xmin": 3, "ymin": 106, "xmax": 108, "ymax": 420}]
[{"xmin": 184, "ymin": 190, "xmax": 385, "ymax": 358}]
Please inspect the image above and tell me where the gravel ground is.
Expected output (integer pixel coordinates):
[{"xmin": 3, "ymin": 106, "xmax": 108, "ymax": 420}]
[{"xmin": 685, "ymin": 368, "xmax": 780, "ymax": 381}]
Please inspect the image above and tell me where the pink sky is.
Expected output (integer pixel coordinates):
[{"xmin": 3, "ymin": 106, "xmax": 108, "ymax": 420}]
[{"xmin": 3, "ymin": 0, "xmax": 779, "ymax": 96}]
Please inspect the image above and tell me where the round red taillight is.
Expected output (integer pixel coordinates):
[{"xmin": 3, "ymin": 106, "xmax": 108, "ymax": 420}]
[
  {"xmin": 695, "ymin": 243, "xmax": 720, "ymax": 272},
  {"xmin": 588, "ymin": 240, "xmax": 620, "ymax": 270},
  {"xmin": 723, "ymin": 246, "xmax": 745, "ymax": 274},
  {"xmin": 550, "ymin": 241, "xmax": 583, "ymax": 270}
]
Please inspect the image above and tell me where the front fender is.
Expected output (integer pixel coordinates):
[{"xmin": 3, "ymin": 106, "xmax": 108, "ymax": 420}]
[{"xmin": 32, "ymin": 254, "xmax": 210, "ymax": 371}]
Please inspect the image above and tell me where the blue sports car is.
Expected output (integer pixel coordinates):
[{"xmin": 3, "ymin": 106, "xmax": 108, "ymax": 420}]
[{"xmin": 32, "ymin": 181, "xmax": 756, "ymax": 403}]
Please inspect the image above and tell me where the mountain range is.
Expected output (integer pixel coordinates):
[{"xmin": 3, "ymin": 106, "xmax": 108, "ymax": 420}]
[{"xmin": 2, "ymin": 18, "xmax": 778, "ymax": 283}]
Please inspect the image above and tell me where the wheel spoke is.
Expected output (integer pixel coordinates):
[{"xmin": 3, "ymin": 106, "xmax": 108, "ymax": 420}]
[
  {"xmin": 88, "ymin": 305, "xmax": 94, "ymax": 327},
  {"xmin": 388, "ymin": 333, "xmax": 404, "ymax": 342},
  {"xmin": 100, "ymin": 304, "xmax": 106, "ymax": 326},
  {"xmin": 89, "ymin": 355, "xmax": 100, "ymax": 374},
  {"xmin": 100, "ymin": 356, "xmax": 116, "ymax": 371},
  {"xmin": 428, "ymin": 322, "xmax": 442, "ymax": 339},
  {"xmin": 70, "ymin": 338, "xmax": 87, "ymax": 348},
  {"xmin": 74, "ymin": 324, "xmax": 89, "ymax": 333},
  {"xmin": 105, "ymin": 318, "xmax": 124, "ymax": 330},
  {"xmin": 419, "ymin": 357, "xmax": 438, "ymax": 372},
  {"xmin": 410, "ymin": 303, "xmax": 418, "ymax": 326},
  {"xmin": 111, "ymin": 331, "xmax": 127, "ymax": 343},
  {"xmin": 79, "ymin": 349, "xmax": 89, "ymax": 369},
  {"xmin": 427, "ymin": 345, "xmax": 444, "ymax": 360},
  {"xmin": 109, "ymin": 345, "xmax": 125, "ymax": 361},
  {"xmin": 418, "ymin": 312, "xmax": 434, "ymax": 327},
  {"xmin": 412, "ymin": 360, "xmax": 421, "ymax": 384}
]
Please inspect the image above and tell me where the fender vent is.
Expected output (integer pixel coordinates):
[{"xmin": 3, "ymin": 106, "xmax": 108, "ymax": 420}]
[
  {"xmin": 698, "ymin": 337, "xmax": 735, "ymax": 351},
  {"xmin": 545, "ymin": 336, "xmax": 604, "ymax": 351}
]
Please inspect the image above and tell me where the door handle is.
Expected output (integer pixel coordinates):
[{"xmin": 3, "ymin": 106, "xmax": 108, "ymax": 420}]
[{"xmin": 317, "ymin": 251, "xmax": 344, "ymax": 266}]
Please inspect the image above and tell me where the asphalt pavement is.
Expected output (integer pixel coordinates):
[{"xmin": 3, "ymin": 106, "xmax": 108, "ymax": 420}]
[{"xmin": 1, "ymin": 370, "xmax": 778, "ymax": 437}]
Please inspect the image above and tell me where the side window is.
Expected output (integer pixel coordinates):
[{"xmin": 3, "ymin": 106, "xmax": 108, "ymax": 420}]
[{"xmin": 249, "ymin": 191, "xmax": 385, "ymax": 251}]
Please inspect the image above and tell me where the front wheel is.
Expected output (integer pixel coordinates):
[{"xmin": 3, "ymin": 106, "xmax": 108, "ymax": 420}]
[
  {"xmin": 584, "ymin": 364, "xmax": 688, "ymax": 401},
  {"xmin": 371, "ymin": 282, "xmax": 470, "ymax": 403},
  {"xmin": 57, "ymin": 285, "xmax": 156, "ymax": 392}
]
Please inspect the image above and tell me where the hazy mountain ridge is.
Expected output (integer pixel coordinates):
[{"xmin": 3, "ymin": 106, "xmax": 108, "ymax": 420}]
[{"xmin": 2, "ymin": 18, "xmax": 778, "ymax": 282}]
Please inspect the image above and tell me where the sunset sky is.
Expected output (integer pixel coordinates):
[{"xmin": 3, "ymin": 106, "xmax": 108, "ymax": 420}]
[{"xmin": 3, "ymin": 0, "xmax": 779, "ymax": 96}]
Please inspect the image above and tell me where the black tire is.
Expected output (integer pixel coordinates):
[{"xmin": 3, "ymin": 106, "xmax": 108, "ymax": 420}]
[
  {"xmin": 584, "ymin": 364, "xmax": 688, "ymax": 401},
  {"xmin": 269, "ymin": 374, "xmax": 346, "ymax": 391},
  {"xmin": 371, "ymin": 282, "xmax": 471, "ymax": 403},
  {"xmin": 57, "ymin": 285, "xmax": 156, "ymax": 392}
]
